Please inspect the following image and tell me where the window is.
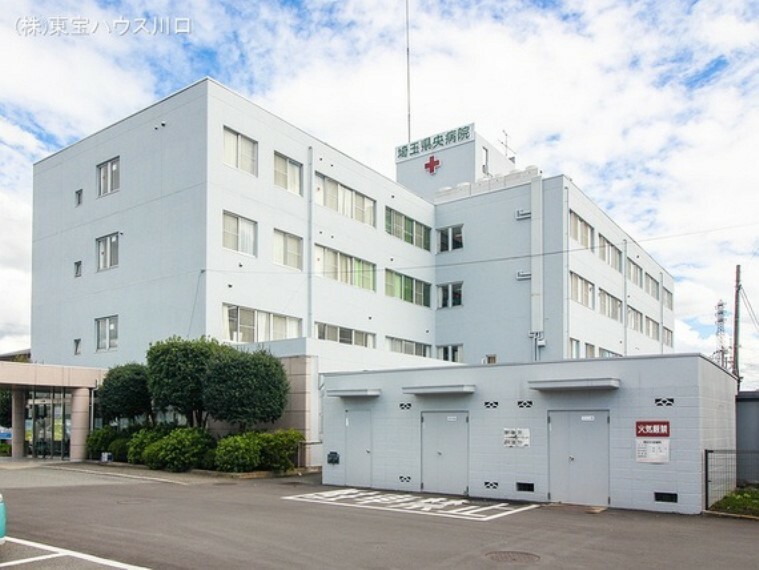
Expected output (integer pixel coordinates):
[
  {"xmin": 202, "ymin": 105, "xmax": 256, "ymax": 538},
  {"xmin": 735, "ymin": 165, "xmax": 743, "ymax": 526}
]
[
  {"xmin": 274, "ymin": 153, "xmax": 302, "ymax": 195},
  {"xmin": 387, "ymin": 336, "xmax": 431, "ymax": 357},
  {"xmin": 569, "ymin": 211, "xmax": 593, "ymax": 248},
  {"xmin": 438, "ymin": 282, "xmax": 463, "ymax": 308},
  {"xmin": 273, "ymin": 230, "xmax": 303, "ymax": 269},
  {"xmin": 97, "ymin": 157, "xmax": 120, "ymax": 196},
  {"xmin": 627, "ymin": 307, "xmax": 644, "ymax": 332},
  {"xmin": 598, "ymin": 235, "xmax": 622, "ymax": 272},
  {"xmin": 316, "ymin": 322, "xmax": 375, "ymax": 348},
  {"xmin": 385, "ymin": 208, "xmax": 431, "ymax": 251},
  {"xmin": 646, "ymin": 317, "xmax": 660, "ymax": 341},
  {"xmin": 96, "ymin": 233, "xmax": 119, "ymax": 271},
  {"xmin": 223, "ymin": 127, "xmax": 257, "ymax": 175},
  {"xmin": 437, "ymin": 344, "xmax": 463, "ymax": 362},
  {"xmin": 74, "ymin": 261, "xmax": 82, "ymax": 277},
  {"xmin": 645, "ymin": 273, "xmax": 660, "ymax": 300},
  {"xmin": 663, "ymin": 288, "xmax": 673, "ymax": 310},
  {"xmin": 485, "ymin": 354, "xmax": 497, "ymax": 364},
  {"xmin": 74, "ymin": 189, "xmax": 83, "ymax": 206},
  {"xmin": 438, "ymin": 225, "xmax": 463, "ymax": 252},
  {"xmin": 314, "ymin": 245, "xmax": 375, "ymax": 291},
  {"xmin": 599, "ymin": 290, "xmax": 622, "ymax": 322},
  {"xmin": 569, "ymin": 272, "xmax": 594, "ymax": 309},
  {"xmin": 627, "ymin": 259, "xmax": 643, "ymax": 287},
  {"xmin": 95, "ymin": 316, "xmax": 118, "ymax": 351},
  {"xmin": 385, "ymin": 270, "xmax": 431, "ymax": 307},
  {"xmin": 585, "ymin": 343, "xmax": 596, "ymax": 358},
  {"xmin": 569, "ymin": 338, "xmax": 581, "ymax": 359},
  {"xmin": 663, "ymin": 327, "xmax": 673, "ymax": 347},
  {"xmin": 481, "ymin": 147, "xmax": 489, "ymax": 174},
  {"xmin": 224, "ymin": 304, "xmax": 301, "ymax": 343},
  {"xmin": 223, "ymin": 212, "xmax": 257, "ymax": 256},
  {"xmin": 599, "ymin": 348, "xmax": 621, "ymax": 358},
  {"xmin": 73, "ymin": 338, "xmax": 81, "ymax": 355},
  {"xmin": 315, "ymin": 173, "xmax": 375, "ymax": 226}
]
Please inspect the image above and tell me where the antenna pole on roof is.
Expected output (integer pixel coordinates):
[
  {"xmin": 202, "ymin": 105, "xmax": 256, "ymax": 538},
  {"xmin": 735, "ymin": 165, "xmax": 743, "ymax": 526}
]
[{"xmin": 406, "ymin": 0, "xmax": 412, "ymax": 143}]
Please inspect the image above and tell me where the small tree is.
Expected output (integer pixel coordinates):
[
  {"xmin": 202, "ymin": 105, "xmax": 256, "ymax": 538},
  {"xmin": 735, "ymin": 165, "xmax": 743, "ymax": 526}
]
[
  {"xmin": 99, "ymin": 363, "xmax": 154, "ymax": 425},
  {"xmin": 0, "ymin": 389, "xmax": 10, "ymax": 427},
  {"xmin": 204, "ymin": 350, "xmax": 289, "ymax": 430},
  {"xmin": 147, "ymin": 337, "xmax": 235, "ymax": 427}
]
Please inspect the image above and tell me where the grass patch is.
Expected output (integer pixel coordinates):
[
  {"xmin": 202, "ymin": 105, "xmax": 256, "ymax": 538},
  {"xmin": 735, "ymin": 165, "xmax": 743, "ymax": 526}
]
[{"xmin": 711, "ymin": 487, "xmax": 759, "ymax": 517}]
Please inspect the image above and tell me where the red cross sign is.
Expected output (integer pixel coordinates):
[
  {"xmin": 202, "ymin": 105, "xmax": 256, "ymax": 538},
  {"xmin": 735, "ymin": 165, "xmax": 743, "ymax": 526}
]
[{"xmin": 424, "ymin": 155, "xmax": 440, "ymax": 174}]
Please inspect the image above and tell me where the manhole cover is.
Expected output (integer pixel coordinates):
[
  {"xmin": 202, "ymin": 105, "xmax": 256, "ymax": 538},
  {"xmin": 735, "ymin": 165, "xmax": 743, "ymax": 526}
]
[
  {"xmin": 116, "ymin": 499, "xmax": 151, "ymax": 505},
  {"xmin": 485, "ymin": 551, "xmax": 540, "ymax": 564}
]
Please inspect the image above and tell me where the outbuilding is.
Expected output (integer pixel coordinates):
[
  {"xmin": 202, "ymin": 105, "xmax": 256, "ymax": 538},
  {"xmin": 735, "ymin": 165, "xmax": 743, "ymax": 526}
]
[{"xmin": 322, "ymin": 354, "xmax": 735, "ymax": 515}]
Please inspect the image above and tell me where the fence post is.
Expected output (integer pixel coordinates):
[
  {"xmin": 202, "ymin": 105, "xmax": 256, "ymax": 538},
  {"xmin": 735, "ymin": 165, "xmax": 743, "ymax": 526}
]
[{"xmin": 704, "ymin": 449, "xmax": 710, "ymax": 510}]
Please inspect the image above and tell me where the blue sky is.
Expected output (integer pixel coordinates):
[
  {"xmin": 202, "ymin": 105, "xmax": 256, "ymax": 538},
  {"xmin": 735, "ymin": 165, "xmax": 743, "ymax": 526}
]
[{"xmin": 1, "ymin": 0, "xmax": 758, "ymax": 386}]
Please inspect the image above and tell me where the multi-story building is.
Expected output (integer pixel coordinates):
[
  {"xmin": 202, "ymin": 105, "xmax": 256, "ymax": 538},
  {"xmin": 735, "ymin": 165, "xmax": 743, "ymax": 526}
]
[{"xmin": 31, "ymin": 78, "xmax": 674, "ymax": 458}]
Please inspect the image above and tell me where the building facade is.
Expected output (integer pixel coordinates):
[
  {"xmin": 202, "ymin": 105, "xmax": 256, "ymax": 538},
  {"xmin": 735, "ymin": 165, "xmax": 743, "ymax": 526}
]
[{"xmin": 32, "ymin": 78, "xmax": 674, "ymax": 372}]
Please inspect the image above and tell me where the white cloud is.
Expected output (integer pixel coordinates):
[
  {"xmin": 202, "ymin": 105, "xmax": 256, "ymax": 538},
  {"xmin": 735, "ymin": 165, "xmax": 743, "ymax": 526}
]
[{"xmin": 0, "ymin": 0, "xmax": 758, "ymax": 389}]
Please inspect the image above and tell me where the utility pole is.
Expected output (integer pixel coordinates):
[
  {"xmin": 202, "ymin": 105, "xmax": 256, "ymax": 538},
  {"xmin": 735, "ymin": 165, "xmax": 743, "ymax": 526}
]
[{"xmin": 732, "ymin": 264, "xmax": 742, "ymax": 389}]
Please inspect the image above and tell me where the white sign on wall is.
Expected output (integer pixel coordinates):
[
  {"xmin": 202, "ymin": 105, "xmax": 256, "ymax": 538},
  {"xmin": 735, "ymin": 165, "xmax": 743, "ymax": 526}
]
[
  {"xmin": 503, "ymin": 428, "xmax": 530, "ymax": 448},
  {"xmin": 635, "ymin": 420, "xmax": 671, "ymax": 463}
]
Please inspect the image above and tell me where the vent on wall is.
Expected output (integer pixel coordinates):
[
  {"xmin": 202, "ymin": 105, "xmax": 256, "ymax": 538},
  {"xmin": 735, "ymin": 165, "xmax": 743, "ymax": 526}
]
[
  {"xmin": 484, "ymin": 401, "xmax": 499, "ymax": 409},
  {"xmin": 484, "ymin": 481, "xmax": 499, "ymax": 490},
  {"xmin": 516, "ymin": 271, "xmax": 532, "ymax": 281},
  {"xmin": 515, "ymin": 209, "xmax": 531, "ymax": 220},
  {"xmin": 517, "ymin": 400, "xmax": 533, "ymax": 408},
  {"xmin": 654, "ymin": 492, "xmax": 678, "ymax": 503},
  {"xmin": 517, "ymin": 482, "xmax": 535, "ymax": 492},
  {"xmin": 655, "ymin": 398, "xmax": 674, "ymax": 407},
  {"xmin": 399, "ymin": 475, "xmax": 412, "ymax": 483},
  {"xmin": 399, "ymin": 402, "xmax": 412, "ymax": 410}
]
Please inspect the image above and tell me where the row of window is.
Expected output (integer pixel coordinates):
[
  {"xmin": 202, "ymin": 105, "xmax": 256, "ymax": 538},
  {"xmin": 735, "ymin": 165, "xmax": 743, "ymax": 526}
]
[
  {"xmin": 385, "ymin": 208, "xmax": 431, "ymax": 251},
  {"xmin": 571, "ymin": 272, "xmax": 674, "ymax": 344},
  {"xmin": 568, "ymin": 339, "xmax": 622, "ymax": 359},
  {"xmin": 385, "ymin": 270, "xmax": 432, "ymax": 307},
  {"xmin": 314, "ymin": 245, "xmax": 376, "ymax": 291},
  {"xmin": 570, "ymin": 212, "xmax": 672, "ymax": 305}
]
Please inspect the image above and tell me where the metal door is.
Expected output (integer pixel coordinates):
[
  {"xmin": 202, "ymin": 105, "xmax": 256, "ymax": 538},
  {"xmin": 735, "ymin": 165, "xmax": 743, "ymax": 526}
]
[
  {"xmin": 345, "ymin": 410, "xmax": 372, "ymax": 488},
  {"xmin": 421, "ymin": 412, "xmax": 469, "ymax": 495},
  {"xmin": 548, "ymin": 410, "xmax": 610, "ymax": 506}
]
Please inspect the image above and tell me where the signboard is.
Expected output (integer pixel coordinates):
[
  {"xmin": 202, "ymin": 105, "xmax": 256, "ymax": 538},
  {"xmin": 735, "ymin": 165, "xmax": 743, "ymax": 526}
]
[
  {"xmin": 635, "ymin": 420, "xmax": 670, "ymax": 463},
  {"xmin": 395, "ymin": 124, "xmax": 474, "ymax": 163},
  {"xmin": 503, "ymin": 428, "xmax": 530, "ymax": 448}
]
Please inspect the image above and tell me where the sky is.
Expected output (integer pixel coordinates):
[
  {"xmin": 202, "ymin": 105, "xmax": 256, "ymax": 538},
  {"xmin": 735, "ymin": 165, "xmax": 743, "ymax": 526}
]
[{"xmin": 1, "ymin": 0, "xmax": 758, "ymax": 388}]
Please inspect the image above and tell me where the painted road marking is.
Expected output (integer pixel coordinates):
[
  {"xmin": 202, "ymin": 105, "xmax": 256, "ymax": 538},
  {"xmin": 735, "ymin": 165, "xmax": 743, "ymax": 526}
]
[
  {"xmin": 283, "ymin": 488, "xmax": 539, "ymax": 521},
  {"xmin": 0, "ymin": 537, "xmax": 149, "ymax": 569}
]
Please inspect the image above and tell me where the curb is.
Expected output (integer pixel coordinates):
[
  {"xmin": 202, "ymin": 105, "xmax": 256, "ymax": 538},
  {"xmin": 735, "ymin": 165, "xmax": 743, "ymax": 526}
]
[
  {"xmin": 86, "ymin": 460, "xmax": 321, "ymax": 480},
  {"xmin": 703, "ymin": 509, "xmax": 759, "ymax": 521}
]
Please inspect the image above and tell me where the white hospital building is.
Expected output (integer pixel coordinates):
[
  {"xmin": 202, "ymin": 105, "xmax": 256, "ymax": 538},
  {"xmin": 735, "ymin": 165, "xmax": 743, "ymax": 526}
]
[{"xmin": 31, "ymin": 78, "xmax": 676, "ymax": 459}]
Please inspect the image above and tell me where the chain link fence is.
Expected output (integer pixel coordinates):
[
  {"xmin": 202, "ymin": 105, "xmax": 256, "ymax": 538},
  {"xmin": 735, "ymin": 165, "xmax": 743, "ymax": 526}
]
[{"xmin": 704, "ymin": 450, "xmax": 759, "ymax": 509}]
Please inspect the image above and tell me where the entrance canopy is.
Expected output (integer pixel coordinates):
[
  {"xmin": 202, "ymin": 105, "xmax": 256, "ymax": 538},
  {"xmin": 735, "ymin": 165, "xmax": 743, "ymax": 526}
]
[{"xmin": 0, "ymin": 361, "xmax": 107, "ymax": 462}]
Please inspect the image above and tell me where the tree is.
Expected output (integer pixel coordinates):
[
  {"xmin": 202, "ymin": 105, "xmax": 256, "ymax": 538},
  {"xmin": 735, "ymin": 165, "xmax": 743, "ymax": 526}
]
[
  {"xmin": 146, "ymin": 337, "xmax": 235, "ymax": 427},
  {"xmin": 0, "ymin": 388, "xmax": 10, "ymax": 427},
  {"xmin": 99, "ymin": 363, "xmax": 154, "ymax": 425},
  {"xmin": 204, "ymin": 350, "xmax": 289, "ymax": 430}
]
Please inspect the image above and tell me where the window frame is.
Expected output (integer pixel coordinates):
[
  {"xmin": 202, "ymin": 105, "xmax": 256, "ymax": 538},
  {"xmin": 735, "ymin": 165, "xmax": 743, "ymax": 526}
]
[
  {"xmin": 96, "ymin": 232, "xmax": 119, "ymax": 271},
  {"xmin": 273, "ymin": 229, "xmax": 303, "ymax": 270},
  {"xmin": 97, "ymin": 157, "xmax": 120, "ymax": 197},
  {"xmin": 95, "ymin": 315, "xmax": 118, "ymax": 351},
  {"xmin": 223, "ymin": 212, "xmax": 258, "ymax": 256},
  {"xmin": 274, "ymin": 152, "xmax": 303, "ymax": 196},
  {"xmin": 223, "ymin": 127, "xmax": 258, "ymax": 176},
  {"xmin": 438, "ymin": 281, "xmax": 463, "ymax": 308},
  {"xmin": 224, "ymin": 304, "xmax": 301, "ymax": 343},
  {"xmin": 315, "ymin": 173, "xmax": 375, "ymax": 226},
  {"xmin": 438, "ymin": 224, "xmax": 463, "ymax": 253}
]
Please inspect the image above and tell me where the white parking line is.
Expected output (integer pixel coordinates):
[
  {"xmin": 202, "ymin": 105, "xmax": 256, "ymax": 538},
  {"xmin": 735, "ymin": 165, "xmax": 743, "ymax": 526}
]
[
  {"xmin": 1, "ymin": 537, "xmax": 149, "ymax": 569},
  {"xmin": 283, "ymin": 489, "xmax": 540, "ymax": 521}
]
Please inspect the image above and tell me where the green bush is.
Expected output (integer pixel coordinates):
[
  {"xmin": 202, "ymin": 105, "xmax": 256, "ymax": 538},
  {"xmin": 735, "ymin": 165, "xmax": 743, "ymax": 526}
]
[
  {"xmin": 200, "ymin": 447, "xmax": 217, "ymax": 471},
  {"xmin": 86, "ymin": 426, "xmax": 120, "ymax": 459},
  {"xmin": 108, "ymin": 437, "xmax": 130, "ymax": 462},
  {"xmin": 0, "ymin": 442, "xmax": 11, "ymax": 456},
  {"xmin": 127, "ymin": 428, "xmax": 165, "ymax": 464},
  {"xmin": 142, "ymin": 439, "xmax": 166, "ymax": 470},
  {"xmin": 215, "ymin": 433, "xmax": 262, "ymax": 473},
  {"xmin": 155, "ymin": 427, "xmax": 215, "ymax": 473},
  {"xmin": 258, "ymin": 429, "xmax": 304, "ymax": 472}
]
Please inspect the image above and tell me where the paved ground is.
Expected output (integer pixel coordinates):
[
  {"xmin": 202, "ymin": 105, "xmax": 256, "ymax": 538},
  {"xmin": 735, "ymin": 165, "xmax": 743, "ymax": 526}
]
[{"xmin": 1, "ymin": 460, "xmax": 757, "ymax": 569}]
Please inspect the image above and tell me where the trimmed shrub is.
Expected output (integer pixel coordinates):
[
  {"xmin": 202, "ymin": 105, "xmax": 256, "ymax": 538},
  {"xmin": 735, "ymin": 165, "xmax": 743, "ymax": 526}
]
[
  {"xmin": 108, "ymin": 437, "xmax": 130, "ymax": 462},
  {"xmin": 215, "ymin": 433, "xmax": 262, "ymax": 473},
  {"xmin": 258, "ymin": 429, "xmax": 305, "ymax": 472},
  {"xmin": 127, "ymin": 428, "xmax": 165, "ymax": 464},
  {"xmin": 156, "ymin": 427, "xmax": 215, "ymax": 473},
  {"xmin": 200, "ymin": 447, "xmax": 217, "ymax": 471},
  {"xmin": 0, "ymin": 442, "xmax": 10, "ymax": 456},
  {"xmin": 142, "ymin": 439, "xmax": 165, "ymax": 470},
  {"xmin": 86, "ymin": 426, "xmax": 119, "ymax": 460}
]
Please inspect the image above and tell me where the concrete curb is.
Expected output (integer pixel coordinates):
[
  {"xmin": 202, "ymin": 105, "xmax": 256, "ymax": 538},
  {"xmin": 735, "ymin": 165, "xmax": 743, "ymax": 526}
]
[
  {"xmin": 86, "ymin": 459, "xmax": 321, "ymax": 480},
  {"xmin": 703, "ymin": 509, "xmax": 759, "ymax": 522}
]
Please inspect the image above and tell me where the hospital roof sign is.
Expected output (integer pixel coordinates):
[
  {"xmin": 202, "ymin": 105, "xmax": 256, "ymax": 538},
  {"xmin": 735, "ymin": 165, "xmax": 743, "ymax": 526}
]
[{"xmin": 395, "ymin": 124, "xmax": 474, "ymax": 163}]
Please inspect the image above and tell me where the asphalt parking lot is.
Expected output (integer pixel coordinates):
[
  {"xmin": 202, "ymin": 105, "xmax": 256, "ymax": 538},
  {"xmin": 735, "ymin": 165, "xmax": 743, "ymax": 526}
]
[{"xmin": 1, "ymin": 460, "xmax": 757, "ymax": 569}]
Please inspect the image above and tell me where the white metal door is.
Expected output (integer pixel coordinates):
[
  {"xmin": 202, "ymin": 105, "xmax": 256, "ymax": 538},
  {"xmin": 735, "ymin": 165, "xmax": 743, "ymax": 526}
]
[
  {"xmin": 548, "ymin": 410, "xmax": 610, "ymax": 506},
  {"xmin": 345, "ymin": 410, "xmax": 372, "ymax": 488},
  {"xmin": 421, "ymin": 412, "xmax": 469, "ymax": 495}
]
